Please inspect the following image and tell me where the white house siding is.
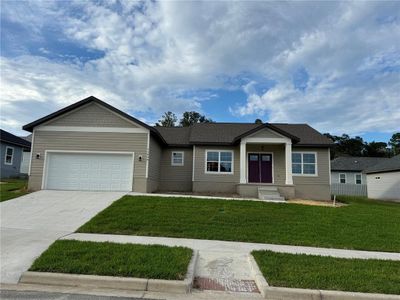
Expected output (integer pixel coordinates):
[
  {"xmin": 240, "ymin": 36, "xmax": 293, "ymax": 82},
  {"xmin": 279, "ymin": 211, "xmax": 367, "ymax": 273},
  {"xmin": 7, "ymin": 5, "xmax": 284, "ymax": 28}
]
[{"xmin": 367, "ymin": 171, "xmax": 400, "ymax": 201}]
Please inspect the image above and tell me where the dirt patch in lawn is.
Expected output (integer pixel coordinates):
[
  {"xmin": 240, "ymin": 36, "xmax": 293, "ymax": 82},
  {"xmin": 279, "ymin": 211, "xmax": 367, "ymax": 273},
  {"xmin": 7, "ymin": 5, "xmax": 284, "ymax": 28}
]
[{"xmin": 288, "ymin": 199, "xmax": 347, "ymax": 207}]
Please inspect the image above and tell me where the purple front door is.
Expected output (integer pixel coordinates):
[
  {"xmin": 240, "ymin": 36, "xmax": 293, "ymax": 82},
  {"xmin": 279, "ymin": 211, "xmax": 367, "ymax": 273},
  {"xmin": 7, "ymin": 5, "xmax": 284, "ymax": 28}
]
[{"xmin": 248, "ymin": 153, "xmax": 273, "ymax": 183}]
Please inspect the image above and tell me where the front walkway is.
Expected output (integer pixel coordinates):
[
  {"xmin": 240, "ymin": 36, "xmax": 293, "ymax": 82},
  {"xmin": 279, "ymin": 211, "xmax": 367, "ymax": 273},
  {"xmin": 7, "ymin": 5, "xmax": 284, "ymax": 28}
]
[{"xmin": 65, "ymin": 233, "xmax": 400, "ymax": 261}]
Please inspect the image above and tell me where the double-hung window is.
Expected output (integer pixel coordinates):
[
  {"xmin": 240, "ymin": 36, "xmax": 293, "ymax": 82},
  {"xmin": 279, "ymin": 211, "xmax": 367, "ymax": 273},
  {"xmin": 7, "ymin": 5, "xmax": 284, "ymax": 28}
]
[
  {"xmin": 206, "ymin": 150, "xmax": 233, "ymax": 174},
  {"xmin": 339, "ymin": 173, "xmax": 346, "ymax": 184},
  {"xmin": 4, "ymin": 146, "xmax": 14, "ymax": 165},
  {"xmin": 292, "ymin": 152, "xmax": 317, "ymax": 175},
  {"xmin": 171, "ymin": 151, "xmax": 184, "ymax": 166},
  {"xmin": 355, "ymin": 174, "xmax": 362, "ymax": 185}
]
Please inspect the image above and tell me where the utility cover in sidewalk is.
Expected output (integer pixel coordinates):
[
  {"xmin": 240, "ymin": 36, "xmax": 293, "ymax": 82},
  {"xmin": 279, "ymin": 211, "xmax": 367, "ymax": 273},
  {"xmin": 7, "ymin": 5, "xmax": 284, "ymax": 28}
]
[{"xmin": 194, "ymin": 252, "xmax": 259, "ymax": 293}]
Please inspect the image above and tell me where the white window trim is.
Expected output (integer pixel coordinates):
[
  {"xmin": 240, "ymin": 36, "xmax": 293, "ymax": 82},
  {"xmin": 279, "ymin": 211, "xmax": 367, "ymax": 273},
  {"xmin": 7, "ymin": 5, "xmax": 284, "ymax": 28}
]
[
  {"xmin": 292, "ymin": 152, "xmax": 318, "ymax": 177},
  {"xmin": 171, "ymin": 151, "xmax": 184, "ymax": 166},
  {"xmin": 4, "ymin": 146, "xmax": 14, "ymax": 165},
  {"xmin": 205, "ymin": 149, "xmax": 234, "ymax": 175},
  {"xmin": 355, "ymin": 173, "xmax": 362, "ymax": 185},
  {"xmin": 339, "ymin": 173, "xmax": 346, "ymax": 184}
]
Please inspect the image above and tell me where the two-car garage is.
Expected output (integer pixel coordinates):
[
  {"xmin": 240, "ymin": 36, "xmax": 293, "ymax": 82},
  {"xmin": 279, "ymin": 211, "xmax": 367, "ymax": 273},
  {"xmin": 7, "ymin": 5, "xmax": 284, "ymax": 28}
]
[{"xmin": 43, "ymin": 152, "xmax": 134, "ymax": 192}]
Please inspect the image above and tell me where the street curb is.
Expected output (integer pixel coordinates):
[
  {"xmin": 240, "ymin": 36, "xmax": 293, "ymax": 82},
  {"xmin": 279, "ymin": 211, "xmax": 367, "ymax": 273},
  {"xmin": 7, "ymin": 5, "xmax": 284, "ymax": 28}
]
[
  {"xmin": 19, "ymin": 250, "xmax": 198, "ymax": 294},
  {"xmin": 248, "ymin": 254, "xmax": 400, "ymax": 300},
  {"xmin": 248, "ymin": 254, "xmax": 269, "ymax": 297}
]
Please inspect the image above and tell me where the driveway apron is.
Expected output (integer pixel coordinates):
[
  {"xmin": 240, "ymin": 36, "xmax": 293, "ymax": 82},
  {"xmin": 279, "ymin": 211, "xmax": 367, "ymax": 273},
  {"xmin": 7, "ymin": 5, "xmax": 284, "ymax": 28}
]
[{"xmin": 0, "ymin": 190, "xmax": 124, "ymax": 284}]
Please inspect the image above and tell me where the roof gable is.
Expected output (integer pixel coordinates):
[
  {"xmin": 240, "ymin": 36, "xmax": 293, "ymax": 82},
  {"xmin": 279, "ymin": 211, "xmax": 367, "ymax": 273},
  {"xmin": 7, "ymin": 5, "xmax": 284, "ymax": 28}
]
[
  {"xmin": 43, "ymin": 102, "xmax": 139, "ymax": 128},
  {"xmin": 22, "ymin": 96, "xmax": 166, "ymax": 144}
]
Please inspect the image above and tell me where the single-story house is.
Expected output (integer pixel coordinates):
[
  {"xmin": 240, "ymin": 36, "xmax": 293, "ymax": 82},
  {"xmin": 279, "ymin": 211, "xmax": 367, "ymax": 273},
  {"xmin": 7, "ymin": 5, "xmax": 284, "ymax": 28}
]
[
  {"xmin": 22, "ymin": 96, "xmax": 334, "ymax": 200},
  {"xmin": 365, "ymin": 155, "xmax": 400, "ymax": 201},
  {"xmin": 330, "ymin": 156, "xmax": 390, "ymax": 196},
  {"xmin": 0, "ymin": 129, "xmax": 32, "ymax": 178}
]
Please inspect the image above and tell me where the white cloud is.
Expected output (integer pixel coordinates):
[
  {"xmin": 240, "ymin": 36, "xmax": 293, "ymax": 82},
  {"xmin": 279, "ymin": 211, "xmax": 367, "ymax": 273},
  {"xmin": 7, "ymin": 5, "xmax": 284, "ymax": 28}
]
[{"xmin": 0, "ymin": 0, "xmax": 399, "ymax": 136}]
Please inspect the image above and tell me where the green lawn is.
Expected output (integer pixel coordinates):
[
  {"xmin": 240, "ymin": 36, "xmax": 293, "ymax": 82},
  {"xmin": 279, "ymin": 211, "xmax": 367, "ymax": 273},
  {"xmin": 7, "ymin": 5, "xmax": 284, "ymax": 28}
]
[
  {"xmin": 30, "ymin": 240, "xmax": 193, "ymax": 280},
  {"xmin": 0, "ymin": 179, "xmax": 29, "ymax": 202},
  {"xmin": 77, "ymin": 195, "xmax": 400, "ymax": 252},
  {"xmin": 252, "ymin": 250, "xmax": 400, "ymax": 295}
]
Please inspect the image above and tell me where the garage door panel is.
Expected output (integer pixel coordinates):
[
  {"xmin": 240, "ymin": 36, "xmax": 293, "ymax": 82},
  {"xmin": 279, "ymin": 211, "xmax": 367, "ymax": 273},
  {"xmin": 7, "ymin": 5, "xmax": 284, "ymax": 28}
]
[{"xmin": 44, "ymin": 152, "xmax": 133, "ymax": 191}]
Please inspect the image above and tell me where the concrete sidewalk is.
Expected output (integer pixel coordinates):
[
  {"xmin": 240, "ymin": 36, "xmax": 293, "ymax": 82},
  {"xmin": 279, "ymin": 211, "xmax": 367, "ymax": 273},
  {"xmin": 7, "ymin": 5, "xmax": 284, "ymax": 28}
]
[{"xmin": 64, "ymin": 233, "xmax": 400, "ymax": 261}]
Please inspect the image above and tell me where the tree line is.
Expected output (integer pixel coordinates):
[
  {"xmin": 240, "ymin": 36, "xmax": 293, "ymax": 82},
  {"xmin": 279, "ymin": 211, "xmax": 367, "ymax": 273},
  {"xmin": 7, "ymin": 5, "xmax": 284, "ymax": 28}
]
[
  {"xmin": 323, "ymin": 133, "xmax": 400, "ymax": 158},
  {"xmin": 156, "ymin": 111, "xmax": 399, "ymax": 158},
  {"xmin": 155, "ymin": 111, "xmax": 213, "ymax": 127}
]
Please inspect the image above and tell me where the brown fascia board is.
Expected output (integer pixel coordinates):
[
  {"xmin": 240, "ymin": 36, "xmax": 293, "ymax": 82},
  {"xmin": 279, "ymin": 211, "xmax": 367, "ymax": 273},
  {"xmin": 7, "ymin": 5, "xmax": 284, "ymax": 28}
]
[
  {"xmin": 293, "ymin": 144, "xmax": 334, "ymax": 148},
  {"xmin": 232, "ymin": 123, "xmax": 301, "ymax": 144},
  {"xmin": 22, "ymin": 96, "xmax": 167, "ymax": 145}
]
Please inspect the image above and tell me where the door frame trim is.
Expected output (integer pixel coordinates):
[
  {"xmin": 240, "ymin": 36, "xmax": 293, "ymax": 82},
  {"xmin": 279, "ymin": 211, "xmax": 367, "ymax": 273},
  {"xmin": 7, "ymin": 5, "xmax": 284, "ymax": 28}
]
[
  {"xmin": 41, "ymin": 150, "xmax": 135, "ymax": 191},
  {"xmin": 247, "ymin": 152, "xmax": 274, "ymax": 184}
]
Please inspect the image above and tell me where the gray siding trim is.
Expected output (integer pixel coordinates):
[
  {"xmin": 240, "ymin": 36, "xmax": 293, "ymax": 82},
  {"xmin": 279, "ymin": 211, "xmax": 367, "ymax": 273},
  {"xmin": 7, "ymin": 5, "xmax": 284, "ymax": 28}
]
[
  {"xmin": 29, "ymin": 131, "xmax": 148, "ymax": 191},
  {"xmin": 0, "ymin": 142, "xmax": 24, "ymax": 178}
]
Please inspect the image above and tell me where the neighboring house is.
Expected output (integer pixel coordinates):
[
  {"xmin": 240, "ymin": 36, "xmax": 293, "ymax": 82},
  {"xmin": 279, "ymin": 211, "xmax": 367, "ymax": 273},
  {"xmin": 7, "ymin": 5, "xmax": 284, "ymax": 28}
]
[
  {"xmin": 365, "ymin": 155, "xmax": 400, "ymax": 201},
  {"xmin": 22, "ymin": 96, "xmax": 334, "ymax": 200},
  {"xmin": 0, "ymin": 129, "xmax": 32, "ymax": 178},
  {"xmin": 331, "ymin": 156, "xmax": 390, "ymax": 196}
]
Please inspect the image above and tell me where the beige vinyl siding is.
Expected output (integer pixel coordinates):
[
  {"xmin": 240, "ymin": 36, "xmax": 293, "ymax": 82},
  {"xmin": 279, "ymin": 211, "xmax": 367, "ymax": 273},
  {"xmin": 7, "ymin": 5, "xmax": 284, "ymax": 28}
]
[
  {"xmin": 192, "ymin": 146, "xmax": 239, "ymax": 193},
  {"xmin": 249, "ymin": 128, "xmax": 283, "ymax": 139},
  {"xmin": 29, "ymin": 131, "xmax": 148, "ymax": 192},
  {"xmin": 292, "ymin": 147, "xmax": 331, "ymax": 200},
  {"xmin": 246, "ymin": 144, "xmax": 286, "ymax": 184},
  {"xmin": 45, "ymin": 103, "xmax": 137, "ymax": 128},
  {"xmin": 147, "ymin": 135, "xmax": 162, "ymax": 192},
  {"xmin": 159, "ymin": 147, "xmax": 193, "ymax": 192}
]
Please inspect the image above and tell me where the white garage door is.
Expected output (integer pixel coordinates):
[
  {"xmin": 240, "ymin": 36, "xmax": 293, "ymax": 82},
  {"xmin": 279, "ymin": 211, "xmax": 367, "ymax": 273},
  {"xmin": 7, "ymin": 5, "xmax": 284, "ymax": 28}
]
[{"xmin": 44, "ymin": 152, "xmax": 134, "ymax": 191}]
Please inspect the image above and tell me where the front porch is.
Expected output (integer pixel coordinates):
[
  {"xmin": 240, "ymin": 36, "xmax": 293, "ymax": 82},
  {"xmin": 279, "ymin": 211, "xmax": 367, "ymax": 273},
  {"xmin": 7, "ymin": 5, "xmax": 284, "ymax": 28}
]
[{"xmin": 236, "ymin": 131, "xmax": 295, "ymax": 200}]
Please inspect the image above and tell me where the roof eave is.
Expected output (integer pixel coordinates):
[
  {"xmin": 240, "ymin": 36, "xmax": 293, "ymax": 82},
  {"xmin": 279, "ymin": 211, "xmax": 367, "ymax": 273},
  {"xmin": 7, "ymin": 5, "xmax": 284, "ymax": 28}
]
[
  {"xmin": 293, "ymin": 144, "xmax": 334, "ymax": 148},
  {"xmin": 0, "ymin": 140, "xmax": 31, "ymax": 149},
  {"xmin": 365, "ymin": 168, "xmax": 400, "ymax": 174}
]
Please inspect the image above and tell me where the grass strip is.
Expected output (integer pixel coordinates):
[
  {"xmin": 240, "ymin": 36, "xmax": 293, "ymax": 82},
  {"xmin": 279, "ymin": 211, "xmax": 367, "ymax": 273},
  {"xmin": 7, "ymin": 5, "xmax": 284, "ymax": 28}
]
[
  {"xmin": 252, "ymin": 250, "xmax": 400, "ymax": 295},
  {"xmin": 30, "ymin": 240, "xmax": 193, "ymax": 280}
]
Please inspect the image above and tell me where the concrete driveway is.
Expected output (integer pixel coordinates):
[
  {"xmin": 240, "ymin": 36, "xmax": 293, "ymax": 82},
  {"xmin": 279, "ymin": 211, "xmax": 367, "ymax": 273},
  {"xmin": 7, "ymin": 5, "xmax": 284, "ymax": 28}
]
[{"xmin": 0, "ymin": 190, "xmax": 125, "ymax": 284}]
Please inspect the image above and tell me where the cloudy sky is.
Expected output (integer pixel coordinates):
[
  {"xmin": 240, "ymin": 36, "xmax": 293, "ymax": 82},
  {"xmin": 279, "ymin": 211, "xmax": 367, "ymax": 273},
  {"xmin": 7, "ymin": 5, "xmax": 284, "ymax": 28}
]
[{"xmin": 1, "ymin": 1, "xmax": 399, "ymax": 141}]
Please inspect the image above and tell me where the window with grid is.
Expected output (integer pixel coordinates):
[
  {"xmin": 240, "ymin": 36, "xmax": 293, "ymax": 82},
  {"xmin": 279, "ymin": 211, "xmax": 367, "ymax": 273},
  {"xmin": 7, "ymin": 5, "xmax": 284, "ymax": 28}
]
[
  {"xmin": 206, "ymin": 150, "xmax": 233, "ymax": 173},
  {"xmin": 171, "ymin": 151, "xmax": 184, "ymax": 166},
  {"xmin": 292, "ymin": 152, "xmax": 316, "ymax": 175},
  {"xmin": 4, "ymin": 146, "xmax": 14, "ymax": 165},
  {"xmin": 339, "ymin": 173, "xmax": 346, "ymax": 184}
]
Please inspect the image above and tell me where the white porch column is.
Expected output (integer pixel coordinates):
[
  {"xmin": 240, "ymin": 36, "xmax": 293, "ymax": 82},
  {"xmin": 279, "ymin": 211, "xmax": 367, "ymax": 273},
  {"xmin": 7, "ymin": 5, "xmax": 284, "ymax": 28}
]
[
  {"xmin": 240, "ymin": 141, "xmax": 246, "ymax": 183},
  {"xmin": 285, "ymin": 142, "xmax": 293, "ymax": 185}
]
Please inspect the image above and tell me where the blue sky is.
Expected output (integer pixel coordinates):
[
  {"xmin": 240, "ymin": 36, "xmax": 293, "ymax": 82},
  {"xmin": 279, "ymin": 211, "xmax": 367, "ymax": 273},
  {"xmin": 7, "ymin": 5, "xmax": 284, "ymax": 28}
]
[{"xmin": 1, "ymin": 1, "xmax": 399, "ymax": 143}]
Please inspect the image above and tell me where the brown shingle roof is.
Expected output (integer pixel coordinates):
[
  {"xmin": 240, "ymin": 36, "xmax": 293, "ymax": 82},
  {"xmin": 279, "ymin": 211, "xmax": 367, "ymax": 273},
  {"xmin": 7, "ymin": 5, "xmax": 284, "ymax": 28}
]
[
  {"xmin": 331, "ymin": 156, "xmax": 391, "ymax": 172},
  {"xmin": 153, "ymin": 123, "xmax": 333, "ymax": 147},
  {"xmin": 365, "ymin": 155, "xmax": 400, "ymax": 174}
]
